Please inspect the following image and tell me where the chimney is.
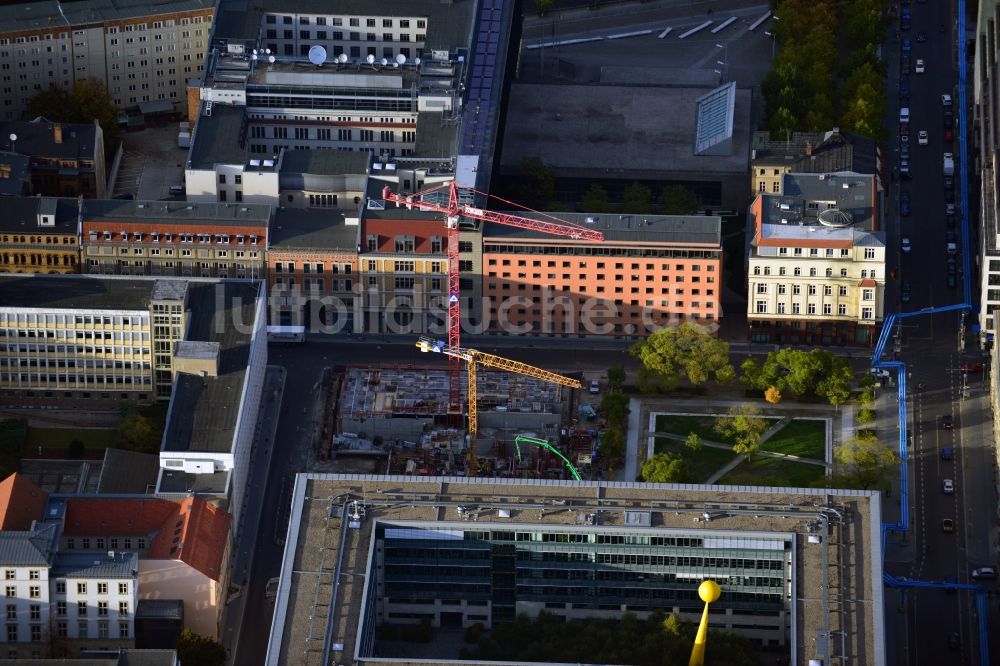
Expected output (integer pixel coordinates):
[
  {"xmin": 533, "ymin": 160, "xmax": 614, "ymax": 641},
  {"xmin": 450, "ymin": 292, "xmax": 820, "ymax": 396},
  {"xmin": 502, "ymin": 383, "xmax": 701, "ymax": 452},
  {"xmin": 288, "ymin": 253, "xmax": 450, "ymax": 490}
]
[
  {"xmin": 805, "ymin": 142, "xmax": 813, "ymax": 157},
  {"xmin": 53, "ymin": 124, "xmax": 62, "ymax": 144}
]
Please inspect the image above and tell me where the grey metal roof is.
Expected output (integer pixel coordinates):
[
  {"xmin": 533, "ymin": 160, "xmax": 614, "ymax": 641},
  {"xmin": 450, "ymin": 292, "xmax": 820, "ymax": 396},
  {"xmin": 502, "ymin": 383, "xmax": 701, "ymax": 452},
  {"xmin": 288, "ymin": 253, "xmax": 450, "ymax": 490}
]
[
  {"xmin": 270, "ymin": 209, "xmax": 358, "ymax": 251},
  {"xmin": 0, "ymin": 274, "xmax": 156, "ymax": 311},
  {"xmin": 60, "ymin": 0, "xmax": 213, "ymax": 26},
  {"xmin": 768, "ymin": 172, "xmax": 878, "ymax": 231},
  {"xmin": 279, "ymin": 149, "xmax": 369, "ymax": 176},
  {"xmin": 694, "ymin": 82, "xmax": 736, "ymax": 156},
  {"xmin": 157, "ymin": 468, "xmax": 231, "ymax": 494},
  {"xmin": 414, "ymin": 111, "xmax": 460, "ymax": 158},
  {"xmin": 752, "ymin": 129, "xmax": 879, "ymax": 176},
  {"xmin": 97, "ymin": 449, "xmax": 160, "ymax": 495},
  {"xmin": 0, "ymin": 118, "xmax": 99, "ymax": 161},
  {"xmin": 484, "ymin": 212, "xmax": 722, "ymax": 247},
  {"xmin": 0, "ymin": 197, "xmax": 79, "ymax": 234},
  {"xmin": 162, "ymin": 281, "xmax": 262, "ymax": 454},
  {"xmin": 188, "ymin": 104, "xmax": 248, "ymax": 170},
  {"xmin": 0, "ymin": 152, "xmax": 31, "ymax": 197},
  {"xmin": 81, "ymin": 199, "xmax": 272, "ymax": 226},
  {"xmin": 0, "ymin": 523, "xmax": 58, "ymax": 567},
  {"xmin": 52, "ymin": 550, "xmax": 138, "ymax": 579}
]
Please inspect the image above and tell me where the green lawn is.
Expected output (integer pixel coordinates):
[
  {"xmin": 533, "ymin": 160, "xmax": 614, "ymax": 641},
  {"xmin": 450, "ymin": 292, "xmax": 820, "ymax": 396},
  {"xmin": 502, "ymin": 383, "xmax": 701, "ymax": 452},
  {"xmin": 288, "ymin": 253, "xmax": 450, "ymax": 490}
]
[
  {"xmin": 653, "ymin": 437, "xmax": 736, "ymax": 484},
  {"xmin": 25, "ymin": 427, "xmax": 118, "ymax": 449},
  {"xmin": 655, "ymin": 413, "xmax": 779, "ymax": 446},
  {"xmin": 718, "ymin": 456, "xmax": 826, "ymax": 488},
  {"xmin": 760, "ymin": 418, "xmax": 827, "ymax": 460}
]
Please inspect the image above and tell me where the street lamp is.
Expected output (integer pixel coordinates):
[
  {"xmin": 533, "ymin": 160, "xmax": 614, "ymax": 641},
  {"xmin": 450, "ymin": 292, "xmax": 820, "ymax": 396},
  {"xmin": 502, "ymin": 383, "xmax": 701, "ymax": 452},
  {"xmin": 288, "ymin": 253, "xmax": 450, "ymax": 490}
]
[
  {"xmin": 764, "ymin": 31, "xmax": 776, "ymax": 59},
  {"xmin": 8, "ymin": 133, "xmax": 16, "ymax": 154}
]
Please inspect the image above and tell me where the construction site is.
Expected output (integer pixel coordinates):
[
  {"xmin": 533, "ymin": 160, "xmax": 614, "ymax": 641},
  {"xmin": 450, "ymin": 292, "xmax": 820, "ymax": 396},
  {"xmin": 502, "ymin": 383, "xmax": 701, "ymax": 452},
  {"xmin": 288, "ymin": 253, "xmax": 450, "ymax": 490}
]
[{"xmin": 327, "ymin": 362, "xmax": 601, "ymax": 480}]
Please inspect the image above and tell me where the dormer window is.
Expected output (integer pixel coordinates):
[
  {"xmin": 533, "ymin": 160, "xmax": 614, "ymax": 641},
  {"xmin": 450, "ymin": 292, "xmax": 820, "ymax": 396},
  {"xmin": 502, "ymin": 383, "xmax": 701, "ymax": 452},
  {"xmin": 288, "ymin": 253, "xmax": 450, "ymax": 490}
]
[
  {"xmin": 151, "ymin": 233, "xmax": 159, "ymax": 242},
  {"xmin": 104, "ymin": 231, "xmax": 111, "ymax": 241},
  {"xmin": 121, "ymin": 232, "xmax": 129, "ymax": 241}
]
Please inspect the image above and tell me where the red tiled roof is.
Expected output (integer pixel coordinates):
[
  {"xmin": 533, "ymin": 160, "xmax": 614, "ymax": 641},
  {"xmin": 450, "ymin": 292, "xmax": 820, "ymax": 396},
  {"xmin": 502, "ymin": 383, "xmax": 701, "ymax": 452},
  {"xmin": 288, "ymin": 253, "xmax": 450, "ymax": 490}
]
[
  {"xmin": 0, "ymin": 473, "xmax": 48, "ymax": 531},
  {"xmin": 64, "ymin": 496, "xmax": 231, "ymax": 580}
]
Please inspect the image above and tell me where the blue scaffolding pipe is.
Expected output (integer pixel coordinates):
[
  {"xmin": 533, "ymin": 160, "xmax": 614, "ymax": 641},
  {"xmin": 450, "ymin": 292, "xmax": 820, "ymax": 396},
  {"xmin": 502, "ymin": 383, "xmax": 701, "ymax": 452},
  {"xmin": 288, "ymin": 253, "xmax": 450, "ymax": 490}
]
[{"xmin": 871, "ymin": 2, "xmax": 988, "ymax": 664}]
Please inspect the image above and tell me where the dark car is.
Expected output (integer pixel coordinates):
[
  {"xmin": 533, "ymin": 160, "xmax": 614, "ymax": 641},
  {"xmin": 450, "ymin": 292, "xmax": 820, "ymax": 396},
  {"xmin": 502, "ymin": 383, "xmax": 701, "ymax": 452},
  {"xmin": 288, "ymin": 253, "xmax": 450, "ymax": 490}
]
[
  {"xmin": 947, "ymin": 259, "xmax": 957, "ymax": 275},
  {"xmin": 941, "ymin": 446, "xmax": 954, "ymax": 459},
  {"xmin": 941, "ymin": 415, "xmax": 954, "ymax": 430},
  {"xmin": 948, "ymin": 632, "xmax": 960, "ymax": 650},
  {"xmin": 944, "ymin": 176, "xmax": 954, "ymax": 190},
  {"xmin": 946, "ymin": 189, "xmax": 956, "ymax": 203},
  {"xmin": 902, "ymin": 38, "xmax": 912, "ymax": 51},
  {"xmin": 960, "ymin": 361, "xmax": 984, "ymax": 372},
  {"xmin": 947, "ymin": 214, "xmax": 957, "ymax": 228},
  {"xmin": 947, "ymin": 274, "xmax": 958, "ymax": 288},
  {"xmin": 901, "ymin": 281, "xmax": 912, "ymax": 303},
  {"xmin": 944, "ymin": 576, "xmax": 958, "ymax": 594},
  {"xmin": 944, "ymin": 128, "xmax": 954, "ymax": 142},
  {"xmin": 944, "ymin": 112, "xmax": 955, "ymax": 129},
  {"xmin": 900, "ymin": 192, "xmax": 911, "ymax": 217},
  {"xmin": 916, "ymin": 31, "xmax": 927, "ymax": 43},
  {"xmin": 946, "ymin": 230, "xmax": 957, "ymax": 243}
]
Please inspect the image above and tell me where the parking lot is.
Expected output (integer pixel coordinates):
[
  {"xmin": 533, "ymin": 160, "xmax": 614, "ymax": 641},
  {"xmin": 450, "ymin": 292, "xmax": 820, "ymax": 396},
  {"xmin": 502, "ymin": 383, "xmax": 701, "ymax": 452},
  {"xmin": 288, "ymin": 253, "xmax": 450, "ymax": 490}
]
[{"xmin": 111, "ymin": 124, "xmax": 187, "ymax": 200}]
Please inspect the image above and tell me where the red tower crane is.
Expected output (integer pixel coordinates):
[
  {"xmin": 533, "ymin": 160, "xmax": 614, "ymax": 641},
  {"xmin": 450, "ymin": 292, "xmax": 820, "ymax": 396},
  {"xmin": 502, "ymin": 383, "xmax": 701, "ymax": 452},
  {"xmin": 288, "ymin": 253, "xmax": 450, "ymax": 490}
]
[{"xmin": 381, "ymin": 181, "xmax": 605, "ymax": 414}]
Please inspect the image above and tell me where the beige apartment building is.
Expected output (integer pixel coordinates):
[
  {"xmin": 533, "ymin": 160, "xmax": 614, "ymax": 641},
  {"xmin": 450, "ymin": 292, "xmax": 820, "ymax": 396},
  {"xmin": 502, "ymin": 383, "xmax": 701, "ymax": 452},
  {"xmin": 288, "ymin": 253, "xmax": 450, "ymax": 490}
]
[
  {"xmin": 0, "ymin": 0, "xmax": 214, "ymax": 121},
  {"xmin": 747, "ymin": 172, "xmax": 886, "ymax": 346}
]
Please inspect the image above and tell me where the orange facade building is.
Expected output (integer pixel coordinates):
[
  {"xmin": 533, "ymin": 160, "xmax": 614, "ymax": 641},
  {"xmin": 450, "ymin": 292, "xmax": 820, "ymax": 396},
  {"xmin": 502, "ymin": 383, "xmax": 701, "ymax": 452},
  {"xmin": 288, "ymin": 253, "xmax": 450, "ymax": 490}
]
[{"xmin": 482, "ymin": 213, "xmax": 724, "ymax": 339}]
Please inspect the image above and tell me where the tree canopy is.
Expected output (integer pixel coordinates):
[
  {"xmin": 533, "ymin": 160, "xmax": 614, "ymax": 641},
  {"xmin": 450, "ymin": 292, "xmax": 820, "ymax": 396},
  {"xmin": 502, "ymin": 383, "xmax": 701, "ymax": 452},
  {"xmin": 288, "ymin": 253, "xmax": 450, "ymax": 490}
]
[
  {"xmin": 827, "ymin": 431, "xmax": 899, "ymax": 492},
  {"xmin": 175, "ymin": 629, "xmax": 226, "ymax": 666},
  {"xmin": 630, "ymin": 322, "xmax": 734, "ymax": 390},
  {"xmin": 461, "ymin": 610, "xmax": 760, "ymax": 666},
  {"xmin": 659, "ymin": 185, "xmax": 700, "ymax": 215},
  {"xmin": 26, "ymin": 79, "xmax": 121, "ymax": 158},
  {"xmin": 640, "ymin": 452, "xmax": 688, "ymax": 483},
  {"xmin": 740, "ymin": 348, "xmax": 854, "ymax": 406},
  {"xmin": 714, "ymin": 403, "xmax": 770, "ymax": 458}
]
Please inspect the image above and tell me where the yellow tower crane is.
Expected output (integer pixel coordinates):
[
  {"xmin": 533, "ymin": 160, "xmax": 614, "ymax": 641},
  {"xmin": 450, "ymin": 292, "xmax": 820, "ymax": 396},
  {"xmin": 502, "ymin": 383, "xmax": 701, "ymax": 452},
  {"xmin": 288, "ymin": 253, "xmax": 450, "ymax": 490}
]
[{"xmin": 416, "ymin": 336, "xmax": 582, "ymax": 473}]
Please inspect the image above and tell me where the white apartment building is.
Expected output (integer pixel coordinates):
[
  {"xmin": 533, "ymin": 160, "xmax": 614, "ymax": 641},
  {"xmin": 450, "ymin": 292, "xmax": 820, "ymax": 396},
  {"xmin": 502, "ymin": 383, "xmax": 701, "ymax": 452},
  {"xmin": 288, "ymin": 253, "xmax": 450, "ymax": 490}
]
[
  {"xmin": 975, "ymin": 0, "xmax": 1000, "ymax": 341},
  {"xmin": 0, "ymin": 0, "xmax": 214, "ymax": 121},
  {"xmin": 1, "ymin": 523, "xmax": 56, "ymax": 658},
  {"xmin": 747, "ymin": 172, "xmax": 886, "ymax": 346},
  {"xmin": 50, "ymin": 551, "xmax": 137, "ymax": 651}
]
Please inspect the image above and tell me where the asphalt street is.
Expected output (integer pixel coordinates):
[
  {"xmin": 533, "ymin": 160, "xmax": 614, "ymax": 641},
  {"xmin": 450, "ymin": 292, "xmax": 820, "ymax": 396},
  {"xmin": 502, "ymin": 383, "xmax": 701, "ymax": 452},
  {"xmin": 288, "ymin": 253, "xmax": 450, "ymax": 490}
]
[{"xmin": 880, "ymin": 1, "xmax": 1000, "ymax": 664}]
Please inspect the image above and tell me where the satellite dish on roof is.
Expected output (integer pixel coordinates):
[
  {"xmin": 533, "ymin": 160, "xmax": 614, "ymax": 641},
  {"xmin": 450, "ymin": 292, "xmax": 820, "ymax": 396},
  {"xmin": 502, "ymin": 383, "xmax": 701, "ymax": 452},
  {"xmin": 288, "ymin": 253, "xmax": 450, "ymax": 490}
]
[
  {"xmin": 268, "ymin": 55, "xmax": 276, "ymax": 64},
  {"xmin": 251, "ymin": 53, "xmax": 258, "ymax": 61},
  {"xmin": 252, "ymin": 49, "xmax": 258, "ymax": 55},
  {"xmin": 366, "ymin": 54, "xmax": 375, "ymax": 64},
  {"xmin": 338, "ymin": 53, "xmax": 348, "ymax": 64},
  {"xmin": 380, "ymin": 57, "xmax": 388, "ymax": 66},
  {"xmin": 308, "ymin": 44, "xmax": 327, "ymax": 66},
  {"xmin": 414, "ymin": 57, "xmax": 421, "ymax": 66},
  {"xmin": 264, "ymin": 48, "xmax": 271, "ymax": 55},
  {"xmin": 395, "ymin": 53, "xmax": 407, "ymax": 65}
]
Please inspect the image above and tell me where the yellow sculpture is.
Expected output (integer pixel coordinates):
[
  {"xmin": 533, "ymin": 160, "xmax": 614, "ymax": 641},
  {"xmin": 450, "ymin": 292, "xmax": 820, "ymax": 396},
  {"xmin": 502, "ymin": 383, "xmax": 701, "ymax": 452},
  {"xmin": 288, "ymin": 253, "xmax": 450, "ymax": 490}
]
[{"xmin": 688, "ymin": 580, "xmax": 722, "ymax": 666}]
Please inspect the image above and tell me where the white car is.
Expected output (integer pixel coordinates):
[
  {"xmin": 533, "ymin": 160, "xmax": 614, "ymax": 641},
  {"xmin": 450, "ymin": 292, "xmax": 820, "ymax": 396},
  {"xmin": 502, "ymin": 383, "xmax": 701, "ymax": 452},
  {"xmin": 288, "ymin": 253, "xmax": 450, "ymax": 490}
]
[
  {"xmin": 942, "ymin": 93, "xmax": 953, "ymax": 106},
  {"xmin": 943, "ymin": 479, "xmax": 954, "ymax": 494},
  {"xmin": 901, "ymin": 237, "xmax": 912, "ymax": 253},
  {"xmin": 918, "ymin": 130, "xmax": 929, "ymax": 145},
  {"xmin": 915, "ymin": 59, "xmax": 925, "ymax": 73},
  {"xmin": 589, "ymin": 380, "xmax": 600, "ymax": 394}
]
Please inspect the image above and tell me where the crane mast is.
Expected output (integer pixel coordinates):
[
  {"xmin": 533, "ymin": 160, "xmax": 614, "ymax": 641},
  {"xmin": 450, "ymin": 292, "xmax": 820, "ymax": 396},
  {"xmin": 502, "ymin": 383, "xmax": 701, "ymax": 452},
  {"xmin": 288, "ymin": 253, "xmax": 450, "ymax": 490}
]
[{"xmin": 382, "ymin": 183, "xmax": 604, "ymax": 416}]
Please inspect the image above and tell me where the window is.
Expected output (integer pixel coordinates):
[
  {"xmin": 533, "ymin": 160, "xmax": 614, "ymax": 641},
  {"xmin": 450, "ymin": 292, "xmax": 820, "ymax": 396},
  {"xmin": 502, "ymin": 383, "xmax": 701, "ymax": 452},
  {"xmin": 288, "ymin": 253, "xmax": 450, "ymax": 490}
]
[
  {"xmin": 98, "ymin": 620, "xmax": 109, "ymax": 638},
  {"xmin": 29, "ymin": 605, "xmax": 40, "ymax": 620},
  {"xmin": 755, "ymin": 300, "xmax": 767, "ymax": 313},
  {"xmin": 3, "ymin": 571, "xmax": 11, "ymax": 580},
  {"xmin": 808, "ymin": 303, "xmax": 817, "ymax": 314},
  {"xmin": 28, "ymin": 586, "xmax": 39, "ymax": 599},
  {"xmin": 862, "ymin": 289, "xmax": 874, "ymax": 301},
  {"xmin": 78, "ymin": 601, "xmax": 87, "ymax": 616},
  {"xmin": 777, "ymin": 302, "xmax": 786, "ymax": 314},
  {"xmin": 792, "ymin": 303, "xmax": 800, "ymax": 314},
  {"xmin": 823, "ymin": 304, "xmax": 833, "ymax": 315},
  {"xmin": 4, "ymin": 587, "xmax": 13, "ymax": 598},
  {"xmin": 119, "ymin": 601, "xmax": 129, "ymax": 615},
  {"xmin": 98, "ymin": 601, "xmax": 108, "ymax": 616},
  {"xmin": 56, "ymin": 601, "xmax": 66, "ymax": 616},
  {"xmin": 119, "ymin": 621, "xmax": 129, "ymax": 638},
  {"xmin": 838, "ymin": 303, "xmax": 847, "ymax": 315},
  {"xmin": 755, "ymin": 284, "xmax": 767, "ymax": 294},
  {"xmin": 28, "ymin": 570, "xmax": 39, "ymax": 580},
  {"xmin": 824, "ymin": 286, "xmax": 833, "ymax": 296},
  {"xmin": 862, "ymin": 306, "xmax": 874, "ymax": 319},
  {"xmin": 4, "ymin": 605, "xmax": 13, "ymax": 620},
  {"xmin": 6, "ymin": 624, "xmax": 16, "ymax": 641},
  {"xmin": 77, "ymin": 582, "xmax": 86, "ymax": 594},
  {"xmin": 864, "ymin": 247, "xmax": 876, "ymax": 259},
  {"xmin": 777, "ymin": 284, "xmax": 786, "ymax": 295},
  {"xmin": 118, "ymin": 582, "xmax": 128, "ymax": 595},
  {"xmin": 839, "ymin": 286, "xmax": 848, "ymax": 296},
  {"xmin": 792, "ymin": 285, "xmax": 801, "ymax": 295}
]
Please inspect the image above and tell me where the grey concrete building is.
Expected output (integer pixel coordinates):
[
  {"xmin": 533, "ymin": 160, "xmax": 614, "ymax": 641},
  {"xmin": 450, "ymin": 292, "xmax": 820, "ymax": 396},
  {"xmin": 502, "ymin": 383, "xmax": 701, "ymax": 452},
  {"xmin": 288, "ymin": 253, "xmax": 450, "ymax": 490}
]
[{"xmin": 0, "ymin": 0, "xmax": 214, "ymax": 121}]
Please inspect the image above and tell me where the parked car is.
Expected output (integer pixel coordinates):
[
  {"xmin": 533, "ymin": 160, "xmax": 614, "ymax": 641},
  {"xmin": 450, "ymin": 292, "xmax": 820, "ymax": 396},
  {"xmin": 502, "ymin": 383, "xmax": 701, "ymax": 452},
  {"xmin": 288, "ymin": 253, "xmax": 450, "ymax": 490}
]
[
  {"xmin": 900, "ymin": 192, "xmax": 911, "ymax": 216},
  {"xmin": 901, "ymin": 237, "xmax": 912, "ymax": 253},
  {"xmin": 942, "ymin": 93, "xmax": 953, "ymax": 106},
  {"xmin": 947, "ymin": 274, "xmax": 958, "ymax": 288},
  {"xmin": 900, "ymin": 160, "xmax": 911, "ymax": 178},
  {"xmin": 899, "ymin": 107, "xmax": 910, "ymax": 123},
  {"xmin": 944, "ymin": 176, "xmax": 954, "ymax": 190},
  {"xmin": 915, "ymin": 58, "xmax": 925, "ymax": 73},
  {"xmin": 944, "ymin": 111, "xmax": 954, "ymax": 129},
  {"xmin": 945, "ymin": 188, "xmax": 956, "ymax": 203},
  {"xmin": 589, "ymin": 380, "xmax": 600, "ymax": 394},
  {"xmin": 947, "ymin": 259, "xmax": 957, "ymax": 275},
  {"xmin": 943, "ymin": 478, "xmax": 955, "ymax": 494},
  {"xmin": 918, "ymin": 130, "xmax": 928, "ymax": 145},
  {"xmin": 960, "ymin": 361, "xmax": 984, "ymax": 372},
  {"xmin": 901, "ymin": 280, "xmax": 912, "ymax": 303},
  {"xmin": 916, "ymin": 31, "xmax": 927, "ymax": 43},
  {"xmin": 942, "ymin": 518, "xmax": 955, "ymax": 533},
  {"xmin": 948, "ymin": 632, "xmax": 960, "ymax": 650},
  {"xmin": 900, "ymin": 142, "xmax": 911, "ymax": 160},
  {"xmin": 946, "ymin": 230, "xmax": 957, "ymax": 243},
  {"xmin": 972, "ymin": 567, "xmax": 997, "ymax": 579},
  {"xmin": 944, "ymin": 128, "xmax": 954, "ymax": 142}
]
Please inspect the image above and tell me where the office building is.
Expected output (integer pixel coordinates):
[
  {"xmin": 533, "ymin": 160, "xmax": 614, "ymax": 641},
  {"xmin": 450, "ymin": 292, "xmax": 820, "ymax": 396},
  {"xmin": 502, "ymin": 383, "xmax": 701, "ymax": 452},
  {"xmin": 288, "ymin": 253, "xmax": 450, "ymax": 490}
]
[
  {"xmin": 0, "ymin": 198, "xmax": 80, "ymax": 275},
  {"xmin": 266, "ymin": 475, "xmax": 885, "ymax": 666},
  {"xmin": 0, "ymin": 275, "xmax": 266, "ymax": 531},
  {"xmin": 80, "ymin": 199, "xmax": 270, "ymax": 279},
  {"xmin": 0, "ymin": 0, "xmax": 214, "ymax": 121},
  {"xmin": 749, "ymin": 129, "xmax": 881, "ymax": 196},
  {"xmin": 974, "ymin": 0, "xmax": 1000, "ymax": 340},
  {"xmin": 747, "ymin": 172, "xmax": 886, "ymax": 346},
  {"xmin": 482, "ymin": 213, "xmax": 723, "ymax": 339},
  {"xmin": 0, "ymin": 119, "xmax": 106, "ymax": 198}
]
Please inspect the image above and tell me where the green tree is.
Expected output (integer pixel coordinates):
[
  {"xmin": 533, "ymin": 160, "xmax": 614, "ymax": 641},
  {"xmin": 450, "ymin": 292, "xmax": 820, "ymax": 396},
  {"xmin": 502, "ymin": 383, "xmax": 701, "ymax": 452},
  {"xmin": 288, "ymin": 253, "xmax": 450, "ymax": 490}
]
[
  {"xmin": 815, "ymin": 357, "xmax": 854, "ymax": 406},
  {"xmin": 533, "ymin": 0, "xmax": 555, "ymax": 12},
  {"xmin": 606, "ymin": 365, "xmax": 627, "ymax": 390},
  {"xmin": 27, "ymin": 79, "xmax": 121, "ymax": 160},
  {"xmin": 117, "ymin": 405, "xmax": 159, "ymax": 453},
  {"xmin": 175, "ymin": 629, "xmax": 226, "ymax": 666},
  {"xmin": 856, "ymin": 407, "xmax": 875, "ymax": 424},
  {"xmin": 714, "ymin": 403, "xmax": 770, "ymax": 459},
  {"xmin": 598, "ymin": 391, "xmax": 630, "ymax": 426},
  {"xmin": 516, "ymin": 157, "xmax": 556, "ymax": 209},
  {"xmin": 580, "ymin": 183, "xmax": 611, "ymax": 213},
  {"xmin": 640, "ymin": 452, "xmax": 687, "ymax": 483},
  {"xmin": 685, "ymin": 432, "xmax": 702, "ymax": 452},
  {"xmin": 600, "ymin": 424, "xmax": 625, "ymax": 471},
  {"xmin": 831, "ymin": 432, "xmax": 900, "ymax": 492},
  {"xmin": 658, "ymin": 184, "xmax": 700, "ymax": 215},
  {"xmin": 622, "ymin": 182, "xmax": 653, "ymax": 213},
  {"xmin": 630, "ymin": 322, "xmax": 734, "ymax": 390},
  {"xmin": 741, "ymin": 348, "xmax": 854, "ymax": 405}
]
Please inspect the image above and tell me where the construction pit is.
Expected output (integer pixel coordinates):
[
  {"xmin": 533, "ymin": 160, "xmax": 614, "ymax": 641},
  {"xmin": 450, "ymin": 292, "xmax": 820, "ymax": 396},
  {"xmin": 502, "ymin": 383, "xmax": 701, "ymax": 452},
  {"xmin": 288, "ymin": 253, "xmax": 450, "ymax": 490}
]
[{"xmin": 330, "ymin": 366, "xmax": 600, "ymax": 479}]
